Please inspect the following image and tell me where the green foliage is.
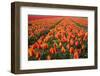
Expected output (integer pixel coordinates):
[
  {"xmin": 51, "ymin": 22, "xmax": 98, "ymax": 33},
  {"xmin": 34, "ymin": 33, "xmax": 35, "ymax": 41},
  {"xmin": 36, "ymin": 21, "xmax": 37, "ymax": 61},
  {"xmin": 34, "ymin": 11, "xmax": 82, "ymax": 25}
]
[{"xmin": 28, "ymin": 36, "xmax": 37, "ymax": 45}]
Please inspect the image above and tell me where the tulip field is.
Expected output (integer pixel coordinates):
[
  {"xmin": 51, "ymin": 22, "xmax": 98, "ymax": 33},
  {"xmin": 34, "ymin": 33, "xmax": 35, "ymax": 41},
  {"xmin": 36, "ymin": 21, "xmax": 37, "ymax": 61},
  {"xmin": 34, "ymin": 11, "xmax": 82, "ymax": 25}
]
[{"xmin": 28, "ymin": 15, "xmax": 88, "ymax": 60}]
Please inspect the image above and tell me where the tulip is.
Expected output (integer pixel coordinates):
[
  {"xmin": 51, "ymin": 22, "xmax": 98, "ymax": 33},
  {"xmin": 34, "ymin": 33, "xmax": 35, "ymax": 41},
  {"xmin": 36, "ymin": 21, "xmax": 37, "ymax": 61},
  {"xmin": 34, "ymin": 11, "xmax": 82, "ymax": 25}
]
[
  {"xmin": 74, "ymin": 51, "xmax": 79, "ymax": 59},
  {"xmin": 77, "ymin": 49, "xmax": 81, "ymax": 54},
  {"xmin": 69, "ymin": 47, "xmax": 74, "ymax": 54},
  {"xmin": 75, "ymin": 41, "xmax": 79, "ymax": 47},
  {"xmin": 41, "ymin": 43, "xmax": 48, "ymax": 49},
  {"xmin": 38, "ymin": 40, "xmax": 42, "ymax": 45},
  {"xmin": 50, "ymin": 48, "xmax": 55, "ymax": 54},
  {"xmin": 71, "ymin": 34, "xmax": 75, "ymax": 39},
  {"xmin": 61, "ymin": 36, "xmax": 67, "ymax": 42},
  {"xmin": 53, "ymin": 43, "xmax": 57, "ymax": 48},
  {"xmin": 28, "ymin": 48, "xmax": 35, "ymax": 57},
  {"xmin": 70, "ymin": 39, "xmax": 74, "ymax": 46},
  {"xmin": 66, "ymin": 44, "xmax": 70, "ymax": 49},
  {"xmin": 37, "ymin": 44, "xmax": 42, "ymax": 49},
  {"xmin": 55, "ymin": 33, "xmax": 60, "ymax": 39},
  {"xmin": 59, "ymin": 42, "xmax": 62, "ymax": 47},
  {"xmin": 82, "ymin": 44, "xmax": 85, "ymax": 49},
  {"xmin": 28, "ymin": 48, "xmax": 33, "ymax": 57},
  {"xmin": 35, "ymin": 52, "xmax": 40, "ymax": 59},
  {"xmin": 53, "ymin": 47, "xmax": 57, "ymax": 54},
  {"xmin": 61, "ymin": 46, "xmax": 66, "ymax": 53},
  {"xmin": 32, "ymin": 43, "xmax": 37, "ymax": 49}
]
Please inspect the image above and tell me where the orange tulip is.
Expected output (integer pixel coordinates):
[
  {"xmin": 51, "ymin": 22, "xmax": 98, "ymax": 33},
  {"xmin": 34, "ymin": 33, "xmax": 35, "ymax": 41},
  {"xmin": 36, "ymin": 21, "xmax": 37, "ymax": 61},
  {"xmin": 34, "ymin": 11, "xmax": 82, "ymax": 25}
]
[
  {"xmin": 41, "ymin": 43, "xmax": 48, "ymax": 49},
  {"xmin": 82, "ymin": 44, "xmax": 85, "ymax": 49},
  {"xmin": 59, "ymin": 42, "xmax": 62, "ymax": 47},
  {"xmin": 49, "ymin": 48, "xmax": 55, "ymax": 54},
  {"xmin": 69, "ymin": 47, "xmax": 74, "ymax": 54},
  {"xmin": 28, "ymin": 48, "xmax": 35, "ymax": 57},
  {"xmin": 35, "ymin": 52, "xmax": 41, "ymax": 59},
  {"xmin": 38, "ymin": 40, "xmax": 42, "ymax": 45},
  {"xmin": 74, "ymin": 51, "xmax": 79, "ymax": 59},
  {"xmin": 61, "ymin": 46, "xmax": 66, "ymax": 53}
]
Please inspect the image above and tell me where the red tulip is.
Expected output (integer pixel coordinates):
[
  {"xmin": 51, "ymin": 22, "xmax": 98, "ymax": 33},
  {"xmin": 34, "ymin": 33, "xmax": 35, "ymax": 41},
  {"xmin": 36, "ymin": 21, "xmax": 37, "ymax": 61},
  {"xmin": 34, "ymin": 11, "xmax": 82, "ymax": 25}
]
[
  {"xmin": 32, "ymin": 43, "xmax": 37, "ymax": 49},
  {"xmin": 37, "ymin": 44, "xmax": 42, "ymax": 49},
  {"xmin": 61, "ymin": 36, "xmax": 67, "ymax": 42},
  {"xmin": 53, "ymin": 47, "xmax": 57, "ymax": 54},
  {"xmin": 54, "ymin": 43, "xmax": 57, "ymax": 48},
  {"xmin": 38, "ymin": 40, "xmax": 42, "ymax": 45},
  {"xmin": 77, "ymin": 49, "xmax": 81, "ymax": 54}
]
